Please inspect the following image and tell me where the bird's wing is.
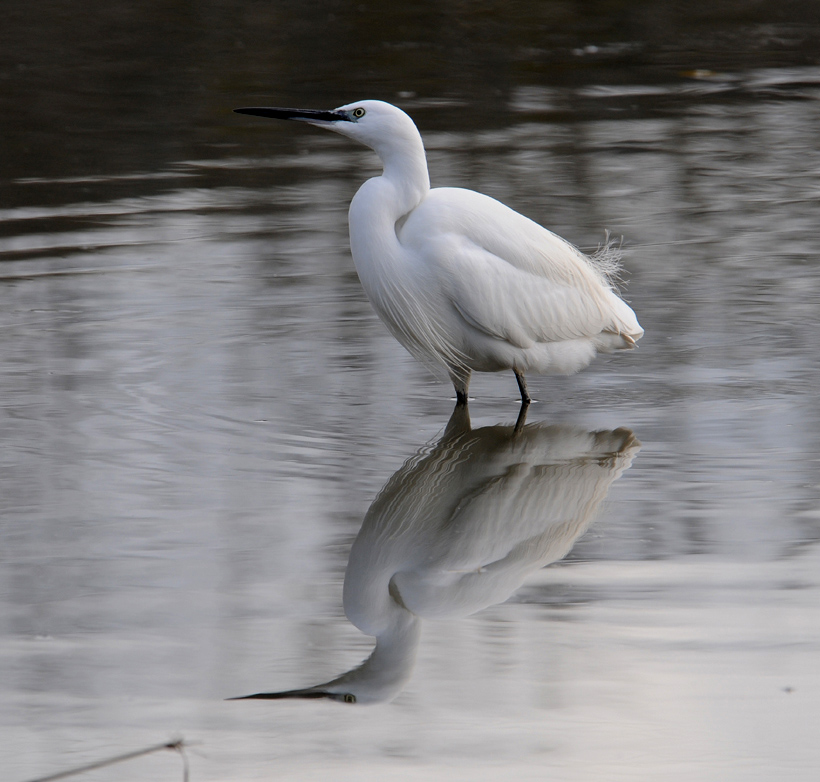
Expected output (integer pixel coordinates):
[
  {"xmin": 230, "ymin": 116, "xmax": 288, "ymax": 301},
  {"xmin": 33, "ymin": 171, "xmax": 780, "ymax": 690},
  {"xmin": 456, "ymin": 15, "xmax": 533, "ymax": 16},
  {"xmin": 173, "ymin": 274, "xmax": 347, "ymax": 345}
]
[
  {"xmin": 400, "ymin": 188, "xmax": 636, "ymax": 347},
  {"xmin": 442, "ymin": 238, "xmax": 612, "ymax": 346}
]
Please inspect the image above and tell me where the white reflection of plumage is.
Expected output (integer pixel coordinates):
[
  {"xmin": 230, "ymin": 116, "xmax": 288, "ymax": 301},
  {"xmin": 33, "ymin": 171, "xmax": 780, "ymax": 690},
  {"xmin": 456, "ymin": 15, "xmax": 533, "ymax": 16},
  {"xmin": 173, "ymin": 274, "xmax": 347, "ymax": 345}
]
[{"xmin": 232, "ymin": 407, "xmax": 639, "ymax": 704}]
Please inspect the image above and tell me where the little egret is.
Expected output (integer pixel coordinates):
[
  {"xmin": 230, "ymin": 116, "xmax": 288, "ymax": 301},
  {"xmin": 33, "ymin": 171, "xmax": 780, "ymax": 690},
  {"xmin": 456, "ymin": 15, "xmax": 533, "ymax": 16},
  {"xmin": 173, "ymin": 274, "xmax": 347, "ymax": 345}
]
[
  {"xmin": 229, "ymin": 404, "xmax": 640, "ymax": 704},
  {"xmin": 234, "ymin": 100, "xmax": 643, "ymax": 403}
]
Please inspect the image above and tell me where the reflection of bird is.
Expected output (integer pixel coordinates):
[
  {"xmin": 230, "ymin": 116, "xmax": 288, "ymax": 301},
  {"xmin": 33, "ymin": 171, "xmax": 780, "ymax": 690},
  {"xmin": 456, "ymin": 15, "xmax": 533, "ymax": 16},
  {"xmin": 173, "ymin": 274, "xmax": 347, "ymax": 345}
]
[
  {"xmin": 234, "ymin": 100, "xmax": 643, "ymax": 403},
  {"xmin": 231, "ymin": 405, "xmax": 640, "ymax": 704}
]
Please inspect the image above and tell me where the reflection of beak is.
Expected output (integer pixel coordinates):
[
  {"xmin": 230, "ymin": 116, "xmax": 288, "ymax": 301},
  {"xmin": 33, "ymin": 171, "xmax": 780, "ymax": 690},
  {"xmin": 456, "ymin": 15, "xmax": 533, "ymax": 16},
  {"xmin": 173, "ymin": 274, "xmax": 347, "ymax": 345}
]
[
  {"xmin": 233, "ymin": 107, "xmax": 351, "ymax": 124},
  {"xmin": 227, "ymin": 688, "xmax": 357, "ymax": 704}
]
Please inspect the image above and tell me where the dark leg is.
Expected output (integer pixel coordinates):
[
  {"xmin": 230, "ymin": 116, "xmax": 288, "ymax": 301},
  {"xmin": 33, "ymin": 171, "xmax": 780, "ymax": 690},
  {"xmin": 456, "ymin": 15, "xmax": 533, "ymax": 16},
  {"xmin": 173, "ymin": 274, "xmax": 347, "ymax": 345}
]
[
  {"xmin": 450, "ymin": 369, "xmax": 471, "ymax": 406},
  {"xmin": 513, "ymin": 400, "xmax": 529, "ymax": 433},
  {"xmin": 514, "ymin": 369, "xmax": 531, "ymax": 405},
  {"xmin": 443, "ymin": 398, "xmax": 472, "ymax": 440}
]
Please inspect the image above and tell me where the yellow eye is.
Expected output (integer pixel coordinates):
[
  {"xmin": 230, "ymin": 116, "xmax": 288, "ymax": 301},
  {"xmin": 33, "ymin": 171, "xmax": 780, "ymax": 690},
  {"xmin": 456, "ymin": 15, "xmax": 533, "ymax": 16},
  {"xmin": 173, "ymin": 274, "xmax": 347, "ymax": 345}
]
[
  {"xmin": 343, "ymin": 693, "xmax": 357, "ymax": 703},
  {"xmin": 351, "ymin": 107, "xmax": 366, "ymax": 119}
]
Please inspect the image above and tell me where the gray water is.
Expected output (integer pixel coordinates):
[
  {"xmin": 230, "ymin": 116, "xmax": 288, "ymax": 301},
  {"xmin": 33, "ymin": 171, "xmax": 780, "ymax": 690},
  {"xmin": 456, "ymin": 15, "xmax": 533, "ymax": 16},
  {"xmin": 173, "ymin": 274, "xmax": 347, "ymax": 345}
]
[{"xmin": 3, "ymin": 3, "xmax": 820, "ymax": 780}]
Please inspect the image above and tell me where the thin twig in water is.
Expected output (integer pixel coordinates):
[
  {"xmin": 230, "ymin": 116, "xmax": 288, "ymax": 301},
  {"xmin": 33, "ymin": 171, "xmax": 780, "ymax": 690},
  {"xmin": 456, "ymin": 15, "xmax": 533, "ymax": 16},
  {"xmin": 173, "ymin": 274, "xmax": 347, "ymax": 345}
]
[{"xmin": 21, "ymin": 738, "xmax": 189, "ymax": 782}]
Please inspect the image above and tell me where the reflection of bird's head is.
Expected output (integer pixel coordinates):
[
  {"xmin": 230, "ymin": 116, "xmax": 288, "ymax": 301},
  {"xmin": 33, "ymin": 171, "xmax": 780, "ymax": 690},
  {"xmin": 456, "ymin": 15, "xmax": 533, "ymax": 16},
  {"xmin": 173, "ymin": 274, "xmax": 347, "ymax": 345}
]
[
  {"xmin": 229, "ymin": 687, "xmax": 357, "ymax": 704},
  {"xmin": 229, "ymin": 601, "xmax": 421, "ymax": 705}
]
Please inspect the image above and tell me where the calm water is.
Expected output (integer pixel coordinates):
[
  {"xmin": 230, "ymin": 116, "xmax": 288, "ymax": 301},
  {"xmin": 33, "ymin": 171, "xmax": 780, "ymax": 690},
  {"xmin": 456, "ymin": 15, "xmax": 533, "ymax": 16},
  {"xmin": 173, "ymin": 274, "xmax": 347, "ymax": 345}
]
[{"xmin": 3, "ymin": 3, "xmax": 820, "ymax": 781}]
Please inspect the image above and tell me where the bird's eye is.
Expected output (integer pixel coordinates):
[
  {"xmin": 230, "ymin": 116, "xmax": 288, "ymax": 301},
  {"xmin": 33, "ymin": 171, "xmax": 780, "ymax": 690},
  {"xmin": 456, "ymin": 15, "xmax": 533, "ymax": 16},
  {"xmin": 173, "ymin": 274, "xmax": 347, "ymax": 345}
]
[
  {"xmin": 343, "ymin": 693, "xmax": 357, "ymax": 703},
  {"xmin": 351, "ymin": 107, "xmax": 366, "ymax": 119}
]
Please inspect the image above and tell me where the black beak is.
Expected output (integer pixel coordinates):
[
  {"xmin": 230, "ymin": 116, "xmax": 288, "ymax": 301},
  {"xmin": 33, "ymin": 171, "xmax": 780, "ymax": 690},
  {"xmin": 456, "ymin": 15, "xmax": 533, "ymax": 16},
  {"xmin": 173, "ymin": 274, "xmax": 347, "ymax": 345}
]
[
  {"xmin": 226, "ymin": 688, "xmax": 330, "ymax": 700},
  {"xmin": 233, "ymin": 107, "xmax": 350, "ymax": 122},
  {"xmin": 227, "ymin": 686, "xmax": 357, "ymax": 703}
]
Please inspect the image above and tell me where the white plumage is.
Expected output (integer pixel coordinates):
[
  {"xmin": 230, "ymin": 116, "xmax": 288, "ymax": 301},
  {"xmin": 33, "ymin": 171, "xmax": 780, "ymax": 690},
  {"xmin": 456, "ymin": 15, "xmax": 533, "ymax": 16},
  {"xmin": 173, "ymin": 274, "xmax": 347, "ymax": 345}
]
[
  {"xmin": 235, "ymin": 99, "xmax": 643, "ymax": 402},
  {"xmin": 230, "ymin": 406, "xmax": 641, "ymax": 704}
]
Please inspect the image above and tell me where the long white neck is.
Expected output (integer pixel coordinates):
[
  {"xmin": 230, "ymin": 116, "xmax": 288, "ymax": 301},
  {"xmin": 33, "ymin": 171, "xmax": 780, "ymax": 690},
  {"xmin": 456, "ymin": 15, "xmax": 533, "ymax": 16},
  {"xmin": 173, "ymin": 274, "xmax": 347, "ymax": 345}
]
[
  {"xmin": 374, "ymin": 128, "xmax": 430, "ymax": 214},
  {"xmin": 347, "ymin": 129, "xmax": 430, "ymax": 275},
  {"xmin": 322, "ymin": 608, "xmax": 420, "ymax": 704},
  {"xmin": 332, "ymin": 549, "xmax": 422, "ymax": 703}
]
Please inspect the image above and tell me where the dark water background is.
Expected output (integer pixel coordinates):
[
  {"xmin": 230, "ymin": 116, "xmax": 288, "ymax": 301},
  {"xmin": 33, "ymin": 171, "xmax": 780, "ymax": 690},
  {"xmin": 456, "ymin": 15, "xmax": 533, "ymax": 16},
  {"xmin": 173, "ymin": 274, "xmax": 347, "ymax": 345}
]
[{"xmin": 2, "ymin": 2, "xmax": 820, "ymax": 780}]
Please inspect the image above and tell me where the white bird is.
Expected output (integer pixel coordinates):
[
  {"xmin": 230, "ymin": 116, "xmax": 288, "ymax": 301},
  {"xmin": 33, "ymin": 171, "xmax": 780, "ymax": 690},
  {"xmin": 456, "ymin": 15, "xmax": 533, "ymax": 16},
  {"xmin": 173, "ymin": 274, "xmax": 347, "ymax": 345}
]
[
  {"xmin": 235, "ymin": 100, "xmax": 643, "ymax": 404},
  {"xmin": 230, "ymin": 405, "xmax": 640, "ymax": 704}
]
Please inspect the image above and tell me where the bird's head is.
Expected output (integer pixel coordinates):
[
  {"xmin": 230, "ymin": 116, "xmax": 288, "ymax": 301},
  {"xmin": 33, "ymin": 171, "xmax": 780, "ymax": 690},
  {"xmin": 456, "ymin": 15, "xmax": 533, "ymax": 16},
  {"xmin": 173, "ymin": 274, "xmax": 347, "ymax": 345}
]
[{"xmin": 234, "ymin": 99, "xmax": 423, "ymax": 159}]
